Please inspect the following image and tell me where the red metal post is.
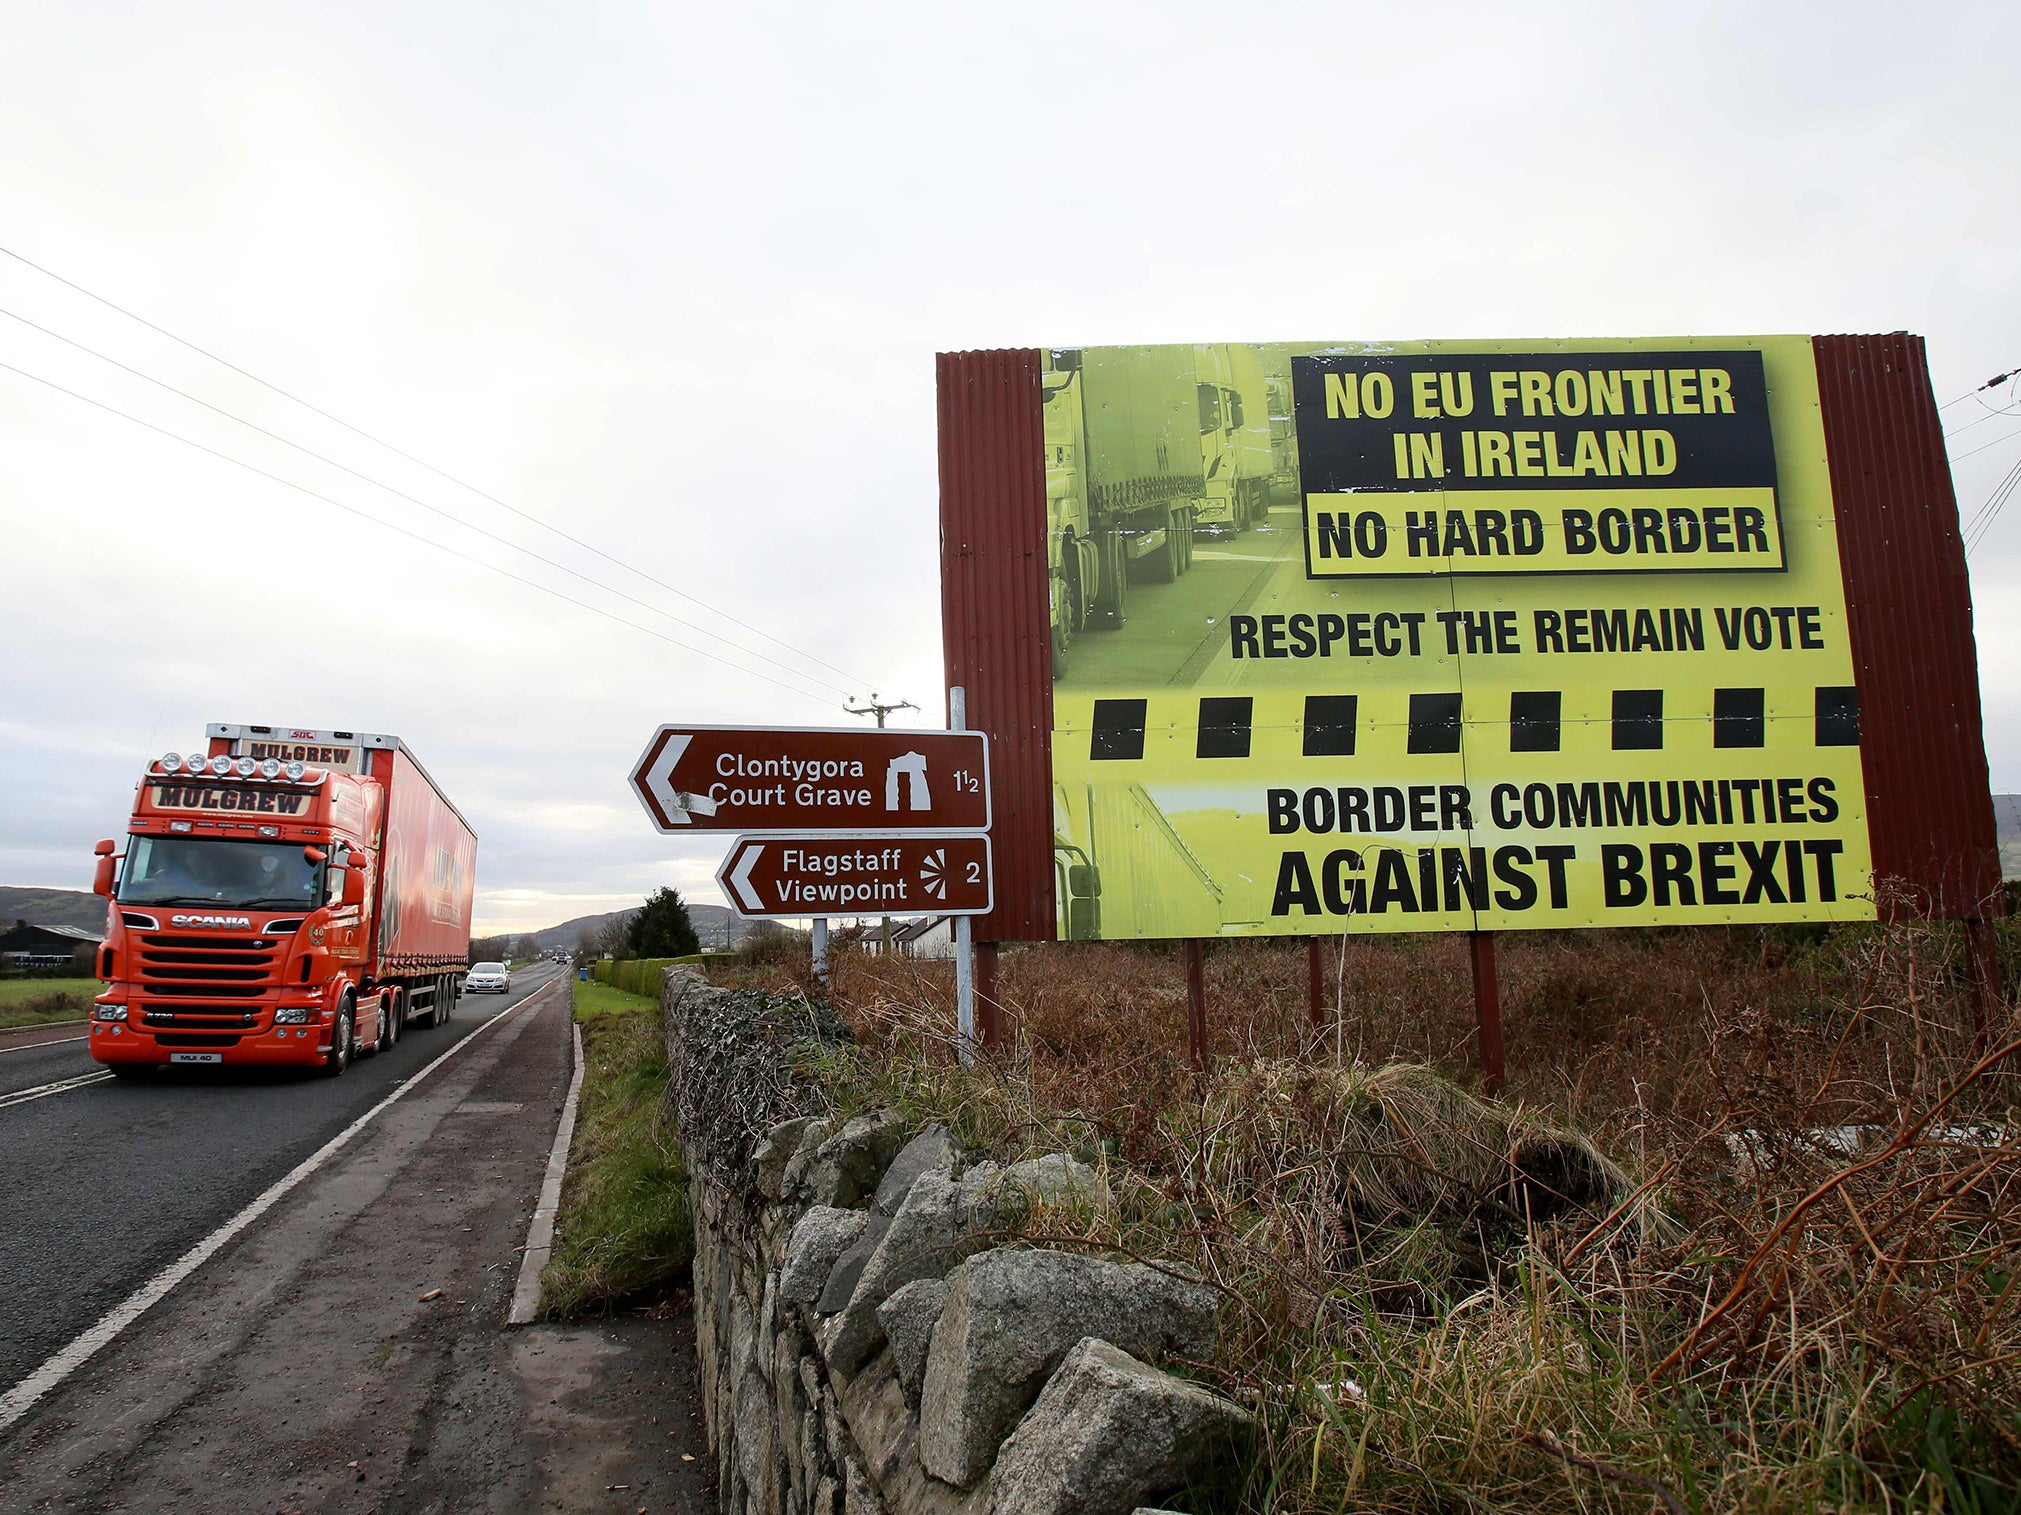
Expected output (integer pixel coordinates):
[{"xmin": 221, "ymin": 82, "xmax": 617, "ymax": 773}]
[
  {"xmin": 1306, "ymin": 936, "xmax": 1325, "ymax": 1030},
  {"xmin": 1184, "ymin": 939, "xmax": 1208, "ymax": 1073},
  {"xmin": 975, "ymin": 940, "xmax": 1003, "ymax": 1052},
  {"xmin": 1468, "ymin": 930, "xmax": 1506, "ymax": 1097},
  {"xmin": 1963, "ymin": 918, "xmax": 2000, "ymax": 1051}
]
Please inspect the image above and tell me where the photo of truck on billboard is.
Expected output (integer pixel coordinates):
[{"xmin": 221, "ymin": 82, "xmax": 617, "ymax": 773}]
[{"xmin": 1045, "ymin": 335, "xmax": 1875, "ymax": 939}]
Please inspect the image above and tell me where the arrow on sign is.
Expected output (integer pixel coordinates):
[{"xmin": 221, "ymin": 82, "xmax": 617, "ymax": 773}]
[
  {"xmin": 726, "ymin": 842, "xmax": 765, "ymax": 911},
  {"xmin": 634, "ymin": 734, "xmax": 721, "ymax": 826}
]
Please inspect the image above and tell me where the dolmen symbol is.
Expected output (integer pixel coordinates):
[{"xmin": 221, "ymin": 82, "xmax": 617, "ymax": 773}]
[{"xmin": 885, "ymin": 752, "xmax": 929, "ymax": 812}]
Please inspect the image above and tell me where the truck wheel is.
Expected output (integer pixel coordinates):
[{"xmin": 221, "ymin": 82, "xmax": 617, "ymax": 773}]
[
  {"xmin": 1136, "ymin": 510, "xmax": 1181, "ymax": 583},
  {"xmin": 319, "ymin": 1001, "xmax": 355, "ymax": 1077},
  {"xmin": 1093, "ymin": 528, "xmax": 1128, "ymax": 629},
  {"xmin": 379, "ymin": 989, "xmax": 402, "ymax": 1052},
  {"xmin": 1050, "ymin": 566, "xmax": 1081, "ymax": 678}
]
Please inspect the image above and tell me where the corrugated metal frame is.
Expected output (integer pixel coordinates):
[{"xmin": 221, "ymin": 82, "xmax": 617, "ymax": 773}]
[
  {"xmin": 938, "ymin": 349, "xmax": 1054, "ymax": 942},
  {"xmin": 938, "ymin": 337, "xmax": 2003, "ymax": 940},
  {"xmin": 1814, "ymin": 333, "xmax": 2001, "ymax": 919}
]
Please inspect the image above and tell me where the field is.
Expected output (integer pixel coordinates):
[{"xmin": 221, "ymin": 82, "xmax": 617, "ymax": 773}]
[
  {"xmin": 0, "ymin": 977, "xmax": 102, "ymax": 1028},
  {"xmin": 724, "ymin": 921, "xmax": 2021, "ymax": 1513}
]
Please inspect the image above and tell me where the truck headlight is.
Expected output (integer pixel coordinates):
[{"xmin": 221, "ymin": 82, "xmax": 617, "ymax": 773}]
[
  {"xmin": 94, "ymin": 1005, "xmax": 128, "ymax": 1022},
  {"xmin": 274, "ymin": 1007, "xmax": 310, "ymax": 1024}
]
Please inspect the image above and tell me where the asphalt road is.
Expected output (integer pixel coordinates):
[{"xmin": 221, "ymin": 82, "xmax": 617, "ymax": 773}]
[
  {"xmin": 1056, "ymin": 507, "xmax": 1304, "ymax": 692},
  {"xmin": 0, "ymin": 961, "xmax": 713, "ymax": 1513},
  {"xmin": 0, "ymin": 967, "xmax": 553, "ymax": 1400}
]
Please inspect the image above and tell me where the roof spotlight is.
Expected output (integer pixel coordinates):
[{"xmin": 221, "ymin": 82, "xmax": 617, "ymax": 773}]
[
  {"xmin": 235, "ymin": 757, "xmax": 258, "ymax": 778},
  {"xmin": 284, "ymin": 760, "xmax": 306, "ymax": 781},
  {"xmin": 259, "ymin": 758, "xmax": 282, "ymax": 779},
  {"xmin": 159, "ymin": 753, "xmax": 183, "ymax": 774},
  {"xmin": 208, "ymin": 755, "xmax": 231, "ymax": 776}
]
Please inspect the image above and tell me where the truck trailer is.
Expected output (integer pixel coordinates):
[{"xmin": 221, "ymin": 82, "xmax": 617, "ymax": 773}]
[
  {"xmin": 1045, "ymin": 344, "xmax": 1277, "ymax": 671},
  {"xmin": 87, "ymin": 723, "xmax": 478, "ymax": 1078}
]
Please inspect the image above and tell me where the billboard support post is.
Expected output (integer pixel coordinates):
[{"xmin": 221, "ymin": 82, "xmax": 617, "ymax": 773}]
[
  {"xmin": 1469, "ymin": 931, "xmax": 1505, "ymax": 1097},
  {"xmin": 1964, "ymin": 918, "xmax": 2000, "ymax": 1051},
  {"xmin": 811, "ymin": 918, "xmax": 829, "ymax": 986},
  {"xmin": 1306, "ymin": 937, "xmax": 1326, "ymax": 1031},
  {"xmin": 1185, "ymin": 939, "xmax": 1208, "ymax": 1073},
  {"xmin": 975, "ymin": 941, "xmax": 1002, "ymax": 1051}
]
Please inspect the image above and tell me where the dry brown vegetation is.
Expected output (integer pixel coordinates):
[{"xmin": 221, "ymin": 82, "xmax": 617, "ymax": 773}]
[{"xmin": 718, "ymin": 921, "xmax": 2021, "ymax": 1513}]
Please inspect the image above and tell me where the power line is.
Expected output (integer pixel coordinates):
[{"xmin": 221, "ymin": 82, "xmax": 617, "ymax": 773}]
[
  {"xmin": 1962, "ymin": 454, "xmax": 2021, "ymax": 555},
  {"xmin": 1939, "ymin": 367, "xmax": 2019, "ymax": 411},
  {"xmin": 0, "ymin": 241, "xmax": 881, "ymax": 692},
  {"xmin": 0, "ymin": 356, "xmax": 846, "ymax": 707},
  {"xmin": 0, "ymin": 302, "xmax": 858, "ymax": 699},
  {"xmin": 1949, "ymin": 425, "xmax": 2021, "ymax": 466}
]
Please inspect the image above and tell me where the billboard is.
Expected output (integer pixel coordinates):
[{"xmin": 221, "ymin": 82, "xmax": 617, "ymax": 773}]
[{"xmin": 1037, "ymin": 336, "xmax": 1879, "ymax": 939}]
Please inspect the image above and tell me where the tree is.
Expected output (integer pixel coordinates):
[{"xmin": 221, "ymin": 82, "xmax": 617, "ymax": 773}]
[{"xmin": 625, "ymin": 886, "xmax": 699, "ymax": 958}]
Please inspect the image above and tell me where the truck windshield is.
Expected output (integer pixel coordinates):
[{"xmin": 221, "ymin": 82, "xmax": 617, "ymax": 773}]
[{"xmin": 120, "ymin": 836, "xmax": 323, "ymax": 909}]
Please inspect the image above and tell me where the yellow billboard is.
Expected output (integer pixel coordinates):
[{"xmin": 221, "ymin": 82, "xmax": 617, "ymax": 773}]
[{"xmin": 1045, "ymin": 336, "xmax": 1873, "ymax": 939}]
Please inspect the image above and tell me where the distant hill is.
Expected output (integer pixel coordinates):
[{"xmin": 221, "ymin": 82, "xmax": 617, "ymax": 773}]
[
  {"xmin": 1996, "ymin": 795, "xmax": 2021, "ymax": 880},
  {"xmin": 0, "ymin": 887, "xmax": 108, "ymax": 933},
  {"xmin": 529, "ymin": 903, "xmax": 770, "ymax": 952}
]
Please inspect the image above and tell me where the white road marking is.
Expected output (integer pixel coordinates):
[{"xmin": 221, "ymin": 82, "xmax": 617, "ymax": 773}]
[
  {"xmin": 0, "ymin": 1033, "xmax": 90, "ymax": 1056},
  {"xmin": 0, "ymin": 978, "xmax": 565, "ymax": 1434},
  {"xmin": 508, "ymin": 1017, "xmax": 586, "ymax": 1325},
  {"xmin": 0, "ymin": 1071, "xmax": 114, "ymax": 1108}
]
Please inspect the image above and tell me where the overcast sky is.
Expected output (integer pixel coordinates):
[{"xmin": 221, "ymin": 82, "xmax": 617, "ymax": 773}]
[{"xmin": 3, "ymin": 0, "xmax": 2018, "ymax": 933}]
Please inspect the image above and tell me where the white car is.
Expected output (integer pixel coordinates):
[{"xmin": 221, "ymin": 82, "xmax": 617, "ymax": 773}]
[{"xmin": 464, "ymin": 961, "xmax": 511, "ymax": 995}]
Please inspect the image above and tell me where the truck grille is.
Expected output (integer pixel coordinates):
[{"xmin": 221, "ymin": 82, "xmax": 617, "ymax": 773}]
[
  {"xmin": 142, "ymin": 1010, "xmax": 260, "ymax": 1029},
  {"xmin": 134, "ymin": 932, "xmax": 281, "ymax": 1012}
]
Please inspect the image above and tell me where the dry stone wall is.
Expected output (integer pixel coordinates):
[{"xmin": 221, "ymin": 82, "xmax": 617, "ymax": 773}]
[{"xmin": 662, "ymin": 967, "xmax": 1250, "ymax": 1515}]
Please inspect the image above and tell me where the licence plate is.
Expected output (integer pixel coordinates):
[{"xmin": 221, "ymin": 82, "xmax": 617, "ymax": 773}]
[{"xmin": 169, "ymin": 1052, "xmax": 222, "ymax": 1064}]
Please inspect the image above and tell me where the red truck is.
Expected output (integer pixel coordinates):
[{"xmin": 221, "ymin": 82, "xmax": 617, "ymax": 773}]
[{"xmin": 87, "ymin": 723, "xmax": 478, "ymax": 1078}]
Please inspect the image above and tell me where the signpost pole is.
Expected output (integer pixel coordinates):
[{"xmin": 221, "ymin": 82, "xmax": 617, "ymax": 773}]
[
  {"xmin": 1306, "ymin": 936, "xmax": 1325, "ymax": 1031},
  {"xmin": 1184, "ymin": 939, "xmax": 1208, "ymax": 1073},
  {"xmin": 1468, "ymin": 930, "xmax": 1505, "ymax": 1097},
  {"xmin": 950, "ymin": 684, "xmax": 975, "ymax": 1065},
  {"xmin": 811, "ymin": 918, "xmax": 829, "ymax": 986}
]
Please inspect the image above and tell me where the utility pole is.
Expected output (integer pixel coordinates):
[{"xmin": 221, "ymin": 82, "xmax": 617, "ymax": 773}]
[{"xmin": 846, "ymin": 693, "xmax": 919, "ymax": 956}]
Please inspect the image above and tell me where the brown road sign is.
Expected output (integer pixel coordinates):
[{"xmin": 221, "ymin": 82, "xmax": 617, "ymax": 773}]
[
  {"xmin": 630, "ymin": 725, "xmax": 989, "ymax": 834},
  {"xmin": 717, "ymin": 834, "xmax": 994, "ymax": 918}
]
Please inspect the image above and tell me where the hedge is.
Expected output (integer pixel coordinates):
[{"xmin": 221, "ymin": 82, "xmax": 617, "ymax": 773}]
[{"xmin": 591, "ymin": 954, "xmax": 730, "ymax": 997}]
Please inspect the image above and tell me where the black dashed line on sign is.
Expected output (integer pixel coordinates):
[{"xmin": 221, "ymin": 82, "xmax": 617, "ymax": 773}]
[
  {"xmin": 1089, "ymin": 699, "xmax": 1147, "ymax": 761},
  {"xmin": 1196, "ymin": 697, "xmax": 1254, "ymax": 759},
  {"xmin": 1612, "ymin": 689, "xmax": 1664, "ymax": 750},
  {"xmin": 1302, "ymin": 695, "xmax": 1358, "ymax": 756},
  {"xmin": 1815, "ymin": 686, "xmax": 1860, "ymax": 746},
  {"xmin": 1407, "ymin": 693, "xmax": 1463, "ymax": 754},
  {"xmin": 1508, "ymin": 691, "xmax": 1562, "ymax": 752},
  {"xmin": 1713, "ymin": 688, "xmax": 1766, "ymax": 748}
]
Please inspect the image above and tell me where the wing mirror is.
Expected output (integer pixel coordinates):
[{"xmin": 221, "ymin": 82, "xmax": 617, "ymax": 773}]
[
  {"xmin": 303, "ymin": 846, "xmax": 328, "ymax": 865},
  {"xmin": 341, "ymin": 867, "xmax": 367, "ymax": 907},
  {"xmin": 92, "ymin": 839, "xmax": 119, "ymax": 898}
]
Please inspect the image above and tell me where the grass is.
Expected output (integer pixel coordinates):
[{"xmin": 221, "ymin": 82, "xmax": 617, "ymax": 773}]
[
  {"xmin": 0, "ymin": 977, "xmax": 102, "ymax": 1028},
  {"xmin": 732, "ymin": 921, "xmax": 2021, "ymax": 1514},
  {"xmin": 539, "ymin": 977, "xmax": 694, "ymax": 1317}
]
